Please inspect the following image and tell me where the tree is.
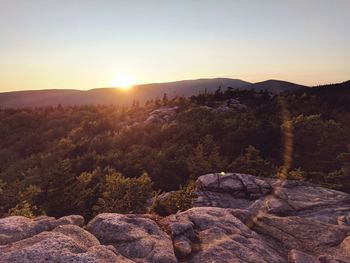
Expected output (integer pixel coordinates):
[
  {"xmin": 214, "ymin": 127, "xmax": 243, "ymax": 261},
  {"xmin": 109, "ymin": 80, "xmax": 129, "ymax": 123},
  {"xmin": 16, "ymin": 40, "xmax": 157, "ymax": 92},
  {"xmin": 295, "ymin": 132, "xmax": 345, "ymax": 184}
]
[
  {"xmin": 6, "ymin": 184, "xmax": 42, "ymax": 218},
  {"xmin": 286, "ymin": 114, "xmax": 347, "ymax": 176},
  {"xmin": 326, "ymin": 145, "xmax": 350, "ymax": 191},
  {"xmin": 151, "ymin": 182, "xmax": 196, "ymax": 216},
  {"xmin": 286, "ymin": 168, "xmax": 307, "ymax": 181},
  {"xmin": 162, "ymin": 93, "xmax": 169, "ymax": 105},
  {"xmin": 229, "ymin": 145, "xmax": 274, "ymax": 177},
  {"xmin": 93, "ymin": 171, "xmax": 153, "ymax": 214},
  {"xmin": 187, "ymin": 135, "xmax": 224, "ymax": 180}
]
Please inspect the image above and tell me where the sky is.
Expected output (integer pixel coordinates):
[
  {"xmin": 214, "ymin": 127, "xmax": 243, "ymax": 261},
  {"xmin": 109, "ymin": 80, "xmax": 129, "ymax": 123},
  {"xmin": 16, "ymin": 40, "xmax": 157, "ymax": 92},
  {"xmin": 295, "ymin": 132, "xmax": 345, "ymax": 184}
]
[{"xmin": 0, "ymin": 0, "xmax": 349, "ymax": 92}]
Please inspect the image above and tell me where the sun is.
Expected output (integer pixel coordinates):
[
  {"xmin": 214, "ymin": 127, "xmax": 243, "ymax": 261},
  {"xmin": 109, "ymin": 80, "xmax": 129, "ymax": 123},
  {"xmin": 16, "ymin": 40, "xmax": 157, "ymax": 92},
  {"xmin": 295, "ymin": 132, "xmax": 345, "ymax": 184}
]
[{"xmin": 111, "ymin": 74, "xmax": 135, "ymax": 90}]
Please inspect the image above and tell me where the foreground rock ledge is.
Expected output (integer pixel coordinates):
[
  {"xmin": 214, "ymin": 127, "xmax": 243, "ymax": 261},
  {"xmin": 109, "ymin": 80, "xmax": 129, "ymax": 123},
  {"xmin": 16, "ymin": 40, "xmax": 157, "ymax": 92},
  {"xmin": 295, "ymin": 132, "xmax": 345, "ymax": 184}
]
[{"xmin": 0, "ymin": 173, "xmax": 349, "ymax": 263}]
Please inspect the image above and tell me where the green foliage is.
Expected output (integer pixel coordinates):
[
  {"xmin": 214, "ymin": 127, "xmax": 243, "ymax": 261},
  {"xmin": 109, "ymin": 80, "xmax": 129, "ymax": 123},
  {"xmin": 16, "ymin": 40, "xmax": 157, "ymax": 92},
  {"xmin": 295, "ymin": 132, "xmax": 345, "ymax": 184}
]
[
  {"xmin": 326, "ymin": 145, "xmax": 350, "ymax": 191},
  {"xmin": 6, "ymin": 185, "xmax": 43, "ymax": 218},
  {"xmin": 93, "ymin": 171, "xmax": 153, "ymax": 214},
  {"xmin": 7, "ymin": 201, "xmax": 37, "ymax": 218},
  {"xmin": 229, "ymin": 145, "xmax": 275, "ymax": 177},
  {"xmin": 0, "ymin": 179, "xmax": 5, "ymax": 195},
  {"xmin": 151, "ymin": 183, "xmax": 196, "ymax": 216},
  {"xmin": 286, "ymin": 168, "xmax": 307, "ymax": 181},
  {"xmin": 187, "ymin": 135, "xmax": 224, "ymax": 180},
  {"xmin": 1, "ymin": 86, "xmax": 350, "ymax": 218}
]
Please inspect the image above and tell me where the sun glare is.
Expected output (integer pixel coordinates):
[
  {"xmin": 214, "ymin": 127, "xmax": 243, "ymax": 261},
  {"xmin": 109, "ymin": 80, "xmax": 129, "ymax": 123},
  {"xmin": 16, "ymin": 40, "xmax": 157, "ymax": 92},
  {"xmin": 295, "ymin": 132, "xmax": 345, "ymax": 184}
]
[{"xmin": 111, "ymin": 74, "xmax": 135, "ymax": 90}]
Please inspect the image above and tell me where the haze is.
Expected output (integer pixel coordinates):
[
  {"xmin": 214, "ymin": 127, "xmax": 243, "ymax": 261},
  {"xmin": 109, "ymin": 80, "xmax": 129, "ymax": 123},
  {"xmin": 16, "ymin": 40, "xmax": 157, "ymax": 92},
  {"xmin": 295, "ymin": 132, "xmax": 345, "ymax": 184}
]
[{"xmin": 0, "ymin": 0, "xmax": 349, "ymax": 92}]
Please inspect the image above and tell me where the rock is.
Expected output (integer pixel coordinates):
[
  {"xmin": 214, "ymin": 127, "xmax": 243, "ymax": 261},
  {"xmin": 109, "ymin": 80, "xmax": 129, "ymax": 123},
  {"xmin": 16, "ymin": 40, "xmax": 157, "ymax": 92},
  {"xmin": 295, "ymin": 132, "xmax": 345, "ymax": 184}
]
[
  {"xmin": 337, "ymin": 214, "xmax": 350, "ymax": 226},
  {"xmin": 194, "ymin": 173, "xmax": 350, "ymax": 225},
  {"xmin": 269, "ymin": 180, "xmax": 350, "ymax": 223},
  {"xmin": 160, "ymin": 207, "xmax": 285, "ymax": 263},
  {"xmin": 340, "ymin": 236, "xmax": 350, "ymax": 256},
  {"xmin": 56, "ymin": 215, "xmax": 85, "ymax": 227},
  {"xmin": 210, "ymin": 99, "xmax": 247, "ymax": 112},
  {"xmin": 0, "ymin": 216, "xmax": 56, "ymax": 245},
  {"xmin": 1, "ymin": 173, "xmax": 350, "ymax": 263},
  {"xmin": 145, "ymin": 106, "xmax": 178, "ymax": 124},
  {"xmin": 252, "ymin": 214, "xmax": 350, "ymax": 257},
  {"xmin": 0, "ymin": 224, "xmax": 132, "ymax": 263},
  {"xmin": 192, "ymin": 173, "xmax": 350, "ymax": 262},
  {"xmin": 0, "ymin": 214, "xmax": 86, "ymax": 245},
  {"xmin": 288, "ymin": 249, "xmax": 320, "ymax": 263},
  {"xmin": 173, "ymin": 236, "xmax": 192, "ymax": 258},
  {"xmin": 87, "ymin": 213, "xmax": 177, "ymax": 263},
  {"xmin": 194, "ymin": 173, "xmax": 272, "ymax": 209}
]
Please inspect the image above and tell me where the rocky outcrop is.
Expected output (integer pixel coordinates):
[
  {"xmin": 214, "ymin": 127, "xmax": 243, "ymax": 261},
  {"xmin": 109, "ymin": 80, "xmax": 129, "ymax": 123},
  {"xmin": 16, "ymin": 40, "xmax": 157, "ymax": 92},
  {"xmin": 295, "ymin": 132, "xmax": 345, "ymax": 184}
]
[
  {"xmin": 87, "ymin": 213, "xmax": 177, "ymax": 263},
  {"xmin": 195, "ymin": 173, "xmax": 273, "ymax": 209},
  {"xmin": 145, "ymin": 106, "xmax": 178, "ymax": 124},
  {"xmin": 0, "ymin": 220, "xmax": 131, "ymax": 263},
  {"xmin": 1, "ymin": 173, "xmax": 349, "ymax": 262},
  {"xmin": 194, "ymin": 173, "xmax": 350, "ymax": 262},
  {"xmin": 195, "ymin": 173, "xmax": 350, "ymax": 224},
  {"xmin": 0, "ymin": 215, "xmax": 84, "ymax": 245},
  {"xmin": 160, "ymin": 207, "xmax": 285, "ymax": 263}
]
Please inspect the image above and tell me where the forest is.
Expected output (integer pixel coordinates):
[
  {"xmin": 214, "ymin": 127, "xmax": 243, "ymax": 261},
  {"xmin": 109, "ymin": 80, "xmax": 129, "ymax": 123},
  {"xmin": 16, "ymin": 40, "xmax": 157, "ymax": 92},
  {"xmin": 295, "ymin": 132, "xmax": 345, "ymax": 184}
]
[{"xmin": 1, "ymin": 81, "xmax": 350, "ymax": 219}]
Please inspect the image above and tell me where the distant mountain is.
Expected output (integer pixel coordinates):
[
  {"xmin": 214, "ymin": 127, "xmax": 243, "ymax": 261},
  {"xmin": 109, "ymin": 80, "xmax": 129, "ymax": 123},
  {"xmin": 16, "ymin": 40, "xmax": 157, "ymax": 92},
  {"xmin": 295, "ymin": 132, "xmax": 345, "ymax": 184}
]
[
  {"xmin": 0, "ymin": 78, "xmax": 308, "ymax": 108},
  {"xmin": 0, "ymin": 78, "xmax": 249, "ymax": 108},
  {"xmin": 311, "ymin": 80, "xmax": 350, "ymax": 90},
  {"xmin": 244, "ymin": 79, "xmax": 307, "ymax": 93}
]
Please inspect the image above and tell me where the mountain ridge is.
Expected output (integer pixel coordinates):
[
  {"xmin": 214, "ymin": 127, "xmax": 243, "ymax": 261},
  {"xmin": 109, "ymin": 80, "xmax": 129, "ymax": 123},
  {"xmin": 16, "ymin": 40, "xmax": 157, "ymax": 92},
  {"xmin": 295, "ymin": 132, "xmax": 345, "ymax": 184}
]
[{"xmin": 0, "ymin": 77, "xmax": 327, "ymax": 108}]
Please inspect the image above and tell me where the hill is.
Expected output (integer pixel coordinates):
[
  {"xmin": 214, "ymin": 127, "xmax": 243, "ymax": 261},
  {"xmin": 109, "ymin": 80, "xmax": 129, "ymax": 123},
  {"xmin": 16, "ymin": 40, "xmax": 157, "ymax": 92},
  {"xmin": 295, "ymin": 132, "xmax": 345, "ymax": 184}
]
[
  {"xmin": 0, "ymin": 78, "xmax": 310, "ymax": 108},
  {"xmin": 0, "ymin": 78, "xmax": 249, "ymax": 108},
  {"xmin": 246, "ymin": 79, "xmax": 307, "ymax": 93}
]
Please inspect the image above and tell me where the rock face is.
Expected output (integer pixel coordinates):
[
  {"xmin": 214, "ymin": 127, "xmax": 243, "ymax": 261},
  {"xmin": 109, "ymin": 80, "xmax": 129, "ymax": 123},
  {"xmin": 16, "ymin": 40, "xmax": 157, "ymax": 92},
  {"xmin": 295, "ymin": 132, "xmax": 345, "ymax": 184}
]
[
  {"xmin": 195, "ymin": 173, "xmax": 272, "ymax": 209},
  {"xmin": 194, "ymin": 173, "xmax": 350, "ymax": 262},
  {"xmin": 160, "ymin": 207, "xmax": 285, "ymax": 263},
  {"xmin": 1, "ymin": 173, "xmax": 350, "ymax": 263},
  {"xmin": 87, "ymin": 213, "xmax": 177, "ymax": 263},
  {"xmin": 0, "ymin": 215, "xmax": 84, "ymax": 245},
  {"xmin": 0, "ymin": 220, "xmax": 131, "ymax": 263}
]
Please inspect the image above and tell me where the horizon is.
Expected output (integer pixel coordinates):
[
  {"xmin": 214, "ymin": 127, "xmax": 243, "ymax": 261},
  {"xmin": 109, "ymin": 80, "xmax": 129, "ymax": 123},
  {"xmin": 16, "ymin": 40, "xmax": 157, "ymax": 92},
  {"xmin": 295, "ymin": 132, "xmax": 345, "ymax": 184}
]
[
  {"xmin": 1, "ymin": 0, "xmax": 350, "ymax": 92},
  {"xmin": 0, "ymin": 77, "xmax": 349, "ymax": 94}
]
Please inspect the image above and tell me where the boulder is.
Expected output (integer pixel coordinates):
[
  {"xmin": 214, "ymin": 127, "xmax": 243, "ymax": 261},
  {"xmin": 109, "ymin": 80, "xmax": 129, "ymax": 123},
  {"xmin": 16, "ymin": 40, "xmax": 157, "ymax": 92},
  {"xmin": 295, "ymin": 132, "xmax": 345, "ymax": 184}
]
[
  {"xmin": 0, "ymin": 224, "xmax": 132, "ymax": 263},
  {"xmin": 1, "ymin": 173, "xmax": 350, "ymax": 263},
  {"xmin": 194, "ymin": 173, "xmax": 350, "ymax": 225},
  {"xmin": 56, "ymin": 215, "xmax": 85, "ymax": 227},
  {"xmin": 193, "ymin": 173, "xmax": 350, "ymax": 262},
  {"xmin": 160, "ymin": 207, "xmax": 285, "ymax": 263},
  {"xmin": 87, "ymin": 213, "xmax": 177, "ymax": 263},
  {"xmin": 0, "ymin": 214, "xmax": 85, "ymax": 245},
  {"xmin": 268, "ymin": 180, "xmax": 350, "ymax": 223},
  {"xmin": 252, "ymin": 214, "xmax": 349, "ymax": 255},
  {"xmin": 194, "ymin": 173, "xmax": 272, "ymax": 209}
]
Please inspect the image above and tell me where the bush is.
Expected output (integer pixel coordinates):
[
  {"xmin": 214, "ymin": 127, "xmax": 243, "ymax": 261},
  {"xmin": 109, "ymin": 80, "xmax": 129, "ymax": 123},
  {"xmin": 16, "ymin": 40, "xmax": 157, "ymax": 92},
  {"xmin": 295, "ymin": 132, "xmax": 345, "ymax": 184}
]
[
  {"xmin": 7, "ymin": 201, "xmax": 37, "ymax": 218},
  {"xmin": 151, "ymin": 183, "xmax": 196, "ymax": 216},
  {"xmin": 286, "ymin": 168, "xmax": 307, "ymax": 181},
  {"xmin": 93, "ymin": 171, "xmax": 153, "ymax": 214}
]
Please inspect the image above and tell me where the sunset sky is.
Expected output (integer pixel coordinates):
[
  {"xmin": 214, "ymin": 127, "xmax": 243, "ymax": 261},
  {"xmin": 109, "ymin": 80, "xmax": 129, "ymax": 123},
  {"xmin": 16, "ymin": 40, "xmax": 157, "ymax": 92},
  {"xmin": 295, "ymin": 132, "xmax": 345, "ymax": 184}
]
[{"xmin": 0, "ymin": 0, "xmax": 349, "ymax": 92}]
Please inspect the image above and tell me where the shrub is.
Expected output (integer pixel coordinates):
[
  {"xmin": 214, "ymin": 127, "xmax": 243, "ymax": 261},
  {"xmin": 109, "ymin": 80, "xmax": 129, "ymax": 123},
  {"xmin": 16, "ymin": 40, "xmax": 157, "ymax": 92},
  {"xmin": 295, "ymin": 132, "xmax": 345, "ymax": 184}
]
[
  {"xmin": 93, "ymin": 171, "xmax": 153, "ymax": 214},
  {"xmin": 151, "ymin": 183, "xmax": 196, "ymax": 216},
  {"xmin": 7, "ymin": 201, "xmax": 37, "ymax": 218}
]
